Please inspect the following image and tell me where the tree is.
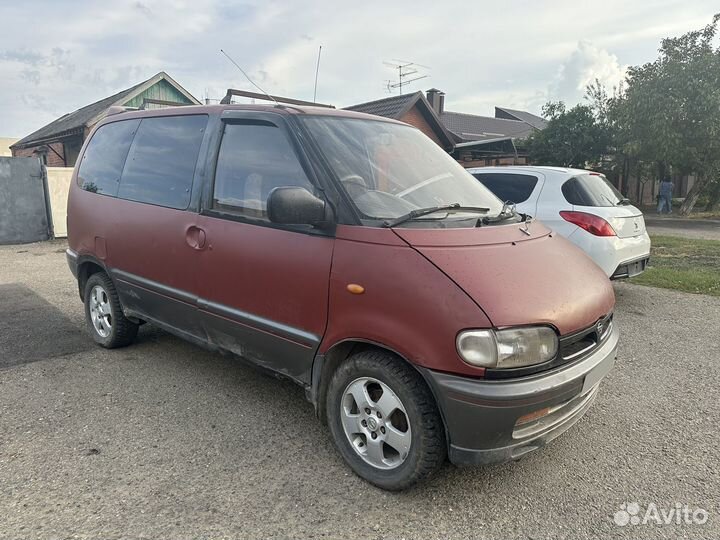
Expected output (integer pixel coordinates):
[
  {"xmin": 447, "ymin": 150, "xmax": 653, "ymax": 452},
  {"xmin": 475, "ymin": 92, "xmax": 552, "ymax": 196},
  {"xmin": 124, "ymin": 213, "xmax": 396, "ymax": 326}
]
[
  {"xmin": 619, "ymin": 14, "xmax": 720, "ymax": 214},
  {"xmin": 526, "ymin": 101, "xmax": 610, "ymax": 168}
]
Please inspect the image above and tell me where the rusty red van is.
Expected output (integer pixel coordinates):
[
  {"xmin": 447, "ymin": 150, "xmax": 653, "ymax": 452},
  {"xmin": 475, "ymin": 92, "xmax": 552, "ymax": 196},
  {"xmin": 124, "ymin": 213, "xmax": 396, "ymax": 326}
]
[{"xmin": 66, "ymin": 104, "xmax": 618, "ymax": 490}]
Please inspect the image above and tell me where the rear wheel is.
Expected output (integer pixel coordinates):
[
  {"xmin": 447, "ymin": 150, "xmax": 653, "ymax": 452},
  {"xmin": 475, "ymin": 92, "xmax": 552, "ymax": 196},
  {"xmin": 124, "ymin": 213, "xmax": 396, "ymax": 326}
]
[
  {"xmin": 84, "ymin": 272, "xmax": 138, "ymax": 348},
  {"xmin": 326, "ymin": 349, "xmax": 446, "ymax": 490}
]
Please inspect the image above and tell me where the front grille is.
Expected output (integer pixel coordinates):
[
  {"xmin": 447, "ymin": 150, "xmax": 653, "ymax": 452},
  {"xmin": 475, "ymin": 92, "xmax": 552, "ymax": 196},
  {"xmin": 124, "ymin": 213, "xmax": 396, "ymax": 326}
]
[{"xmin": 559, "ymin": 313, "xmax": 613, "ymax": 363}]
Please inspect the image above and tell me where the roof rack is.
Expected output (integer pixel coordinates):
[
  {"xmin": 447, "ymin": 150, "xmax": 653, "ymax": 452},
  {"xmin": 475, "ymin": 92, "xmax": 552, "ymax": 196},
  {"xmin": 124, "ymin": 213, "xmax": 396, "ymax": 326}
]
[{"xmin": 220, "ymin": 89, "xmax": 334, "ymax": 109}]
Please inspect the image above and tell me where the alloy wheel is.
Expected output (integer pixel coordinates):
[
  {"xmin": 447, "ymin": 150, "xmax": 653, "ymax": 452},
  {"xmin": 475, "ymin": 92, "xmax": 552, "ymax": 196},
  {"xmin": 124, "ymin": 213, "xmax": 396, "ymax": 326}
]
[{"xmin": 340, "ymin": 377, "xmax": 412, "ymax": 470}]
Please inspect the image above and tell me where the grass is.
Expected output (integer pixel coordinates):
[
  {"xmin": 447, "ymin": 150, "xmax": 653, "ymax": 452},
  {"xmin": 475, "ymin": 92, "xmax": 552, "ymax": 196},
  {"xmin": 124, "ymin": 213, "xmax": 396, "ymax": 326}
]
[{"xmin": 629, "ymin": 235, "xmax": 720, "ymax": 296}]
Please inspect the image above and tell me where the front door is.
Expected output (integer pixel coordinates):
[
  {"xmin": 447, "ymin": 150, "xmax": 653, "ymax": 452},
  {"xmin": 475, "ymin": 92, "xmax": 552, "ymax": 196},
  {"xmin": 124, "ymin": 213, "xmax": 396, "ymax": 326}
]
[{"xmin": 197, "ymin": 114, "xmax": 334, "ymax": 383}]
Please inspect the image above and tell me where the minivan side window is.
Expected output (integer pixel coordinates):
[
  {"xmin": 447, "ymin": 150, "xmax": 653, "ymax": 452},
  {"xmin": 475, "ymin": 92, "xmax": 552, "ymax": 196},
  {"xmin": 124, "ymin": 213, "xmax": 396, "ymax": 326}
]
[
  {"xmin": 77, "ymin": 119, "xmax": 140, "ymax": 196},
  {"xmin": 211, "ymin": 122, "xmax": 313, "ymax": 220},
  {"xmin": 473, "ymin": 173, "xmax": 538, "ymax": 204},
  {"xmin": 118, "ymin": 115, "xmax": 208, "ymax": 210}
]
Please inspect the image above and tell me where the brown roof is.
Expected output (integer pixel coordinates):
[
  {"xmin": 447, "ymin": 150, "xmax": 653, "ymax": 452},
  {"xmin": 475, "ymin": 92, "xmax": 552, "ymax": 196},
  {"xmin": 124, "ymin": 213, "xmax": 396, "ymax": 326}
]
[
  {"xmin": 440, "ymin": 111, "xmax": 538, "ymax": 141},
  {"xmin": 344, "ymin": 92, "xmax": 456, "ymax": 149}
]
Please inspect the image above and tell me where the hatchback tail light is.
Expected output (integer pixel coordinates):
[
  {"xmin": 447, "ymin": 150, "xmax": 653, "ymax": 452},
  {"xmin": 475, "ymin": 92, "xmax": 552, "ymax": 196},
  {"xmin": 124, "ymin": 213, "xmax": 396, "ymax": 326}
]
[{"xmin": 559, "ymin": 211, "xmax": 616, "ymax": 237}]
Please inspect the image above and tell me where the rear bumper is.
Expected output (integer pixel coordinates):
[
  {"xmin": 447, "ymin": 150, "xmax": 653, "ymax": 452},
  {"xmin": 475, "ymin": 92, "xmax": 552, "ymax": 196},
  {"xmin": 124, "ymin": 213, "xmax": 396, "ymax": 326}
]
[
  {"xmin": 568, "ymin": 230, "xmax": 651, "ymax": 277},
  {"xmin": 66, "ymin": 248, "xmax": 79, "ymax": 278},
  {"xmin": 611, "ymin": 254, "xmax": 649, "ymax": 280},
  {"xmin": 422, "ymin": 324, "xmax": 619, "ymax": 466}
]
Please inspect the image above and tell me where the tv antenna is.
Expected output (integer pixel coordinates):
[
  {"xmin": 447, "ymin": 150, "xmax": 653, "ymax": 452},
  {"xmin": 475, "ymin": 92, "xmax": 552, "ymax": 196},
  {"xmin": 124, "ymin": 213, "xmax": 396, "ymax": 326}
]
[
  {"xmin": 383, "ymin": 60, "xmax": 429, "ymax": 94},
  {"xmin": 220, "ymin": 48, "xmax": 279, "ymax": 105},
  {"xmin": 313, "ymin": 45, "xmax": 322, "ymax": 103}
]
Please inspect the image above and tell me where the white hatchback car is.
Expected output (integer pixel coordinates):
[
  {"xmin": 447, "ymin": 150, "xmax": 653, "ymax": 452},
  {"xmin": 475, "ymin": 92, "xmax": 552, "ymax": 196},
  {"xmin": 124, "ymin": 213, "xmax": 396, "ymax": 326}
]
[{"xmin": 468, "ymin": 166, "xmax": 651, "ymax": 278}]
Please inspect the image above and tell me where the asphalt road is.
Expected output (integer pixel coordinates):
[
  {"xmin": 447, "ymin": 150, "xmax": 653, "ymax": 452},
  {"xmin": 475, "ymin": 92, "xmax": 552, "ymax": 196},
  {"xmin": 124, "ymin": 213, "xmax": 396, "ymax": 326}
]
[
  {"xmin": 645, "ymin": 216, "xmax": 720, "ymax": 240},
  {"xmin": 0, "ymin": 240, "xmax": 718, "ymax": 539}
]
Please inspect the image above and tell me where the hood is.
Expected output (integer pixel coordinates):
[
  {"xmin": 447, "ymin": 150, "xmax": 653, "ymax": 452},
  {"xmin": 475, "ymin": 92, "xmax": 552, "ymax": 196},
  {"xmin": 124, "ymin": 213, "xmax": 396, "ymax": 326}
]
[{"xmin": 393, "ymin": 222, "xmax": 615, "ymax": 335}]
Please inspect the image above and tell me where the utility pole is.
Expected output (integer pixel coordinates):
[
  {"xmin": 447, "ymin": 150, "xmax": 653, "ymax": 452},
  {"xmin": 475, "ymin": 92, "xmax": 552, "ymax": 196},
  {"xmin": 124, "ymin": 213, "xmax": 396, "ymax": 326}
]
[{"xmin": 383, "ymin": 60, "xmax": 429, "ymax": 94}]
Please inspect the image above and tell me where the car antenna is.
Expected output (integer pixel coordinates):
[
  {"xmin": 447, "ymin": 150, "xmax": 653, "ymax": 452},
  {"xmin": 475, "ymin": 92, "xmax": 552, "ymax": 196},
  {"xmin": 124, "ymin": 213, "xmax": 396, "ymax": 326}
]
[{"xmin": 220, "ymin": 48, "xmax": 280, "ymax": 106}]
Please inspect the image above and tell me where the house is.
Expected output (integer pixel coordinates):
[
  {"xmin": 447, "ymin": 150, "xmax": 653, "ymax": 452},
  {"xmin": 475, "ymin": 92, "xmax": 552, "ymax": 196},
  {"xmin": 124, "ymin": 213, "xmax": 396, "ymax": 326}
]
[
  {"xmin": 345, "ymin": 89, "xmax": 546, "ymax": 167},
  {"xmin": 344, "ymin": 91, "xmax": 456, "ymax": 151},
  {"xmin": 11, "ymin": 72, "xmax": 200, "ymax": 167}
]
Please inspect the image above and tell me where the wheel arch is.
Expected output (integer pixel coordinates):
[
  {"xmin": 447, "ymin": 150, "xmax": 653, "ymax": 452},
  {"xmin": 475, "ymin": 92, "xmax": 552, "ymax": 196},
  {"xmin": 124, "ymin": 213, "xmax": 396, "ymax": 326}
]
[
  {"xmin": 309, "ymin": 339, "xmax": 450, "ymax": 446},
  {"xmin": 76, "ymin": 256, "xmax": 108, "ymax": 301}
]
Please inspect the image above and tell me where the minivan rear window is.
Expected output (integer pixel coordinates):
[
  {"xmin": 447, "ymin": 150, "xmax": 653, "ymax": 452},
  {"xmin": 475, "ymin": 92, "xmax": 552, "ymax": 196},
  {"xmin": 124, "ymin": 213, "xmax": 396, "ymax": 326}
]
[
  {"xmin": 77, "ymin": 119, "xmax": 140, "ymax": 196},
  {"xmin": 472, "ymin": 173, "xmax": 538, "ymax": 204},
  {"xmin": 562, "ymin": 174, "xmax": 623, "ymax": 207},
  {"xmin": 117, "ymin": 115, "xmax": 207, "ymax": 210}
]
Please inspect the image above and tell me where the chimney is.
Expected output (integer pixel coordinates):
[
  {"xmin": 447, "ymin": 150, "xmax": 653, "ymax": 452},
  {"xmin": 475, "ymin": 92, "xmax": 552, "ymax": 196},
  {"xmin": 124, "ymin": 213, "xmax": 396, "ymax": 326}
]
[{"xmin": 426, "ymin": 88, "xmax": 445, "ymax": 114}]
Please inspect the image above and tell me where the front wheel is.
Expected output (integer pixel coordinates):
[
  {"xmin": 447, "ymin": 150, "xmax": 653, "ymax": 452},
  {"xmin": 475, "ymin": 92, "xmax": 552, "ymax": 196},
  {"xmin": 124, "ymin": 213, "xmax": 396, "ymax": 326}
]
[
  {"xmin": 326, "ymin": 349, "xmax": 446, "ymax": 490},
  {"xmin": 84, "ymin": 272, "xmax": 138, "ymax": 348}
]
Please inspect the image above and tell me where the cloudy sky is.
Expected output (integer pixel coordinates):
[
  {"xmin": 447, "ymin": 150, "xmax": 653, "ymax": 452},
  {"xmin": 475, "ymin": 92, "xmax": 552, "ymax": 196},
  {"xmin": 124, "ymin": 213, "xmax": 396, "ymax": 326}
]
[{"xmin": 1, "ymin": 0, "xmax": 717, "ymax": 137}]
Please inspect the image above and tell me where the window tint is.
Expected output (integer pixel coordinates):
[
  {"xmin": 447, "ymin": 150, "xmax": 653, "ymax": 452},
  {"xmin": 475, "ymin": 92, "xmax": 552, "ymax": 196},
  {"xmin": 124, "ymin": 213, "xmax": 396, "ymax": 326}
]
[
  {"xmin": 212, "ymin": 122, "xmax": 313, "ymax": 220},
  {"xmin": 473, "ymin": 173, "xmax": 539, "ymax": 204},
  {"xmin": 78, "ymin": 119, "xmax": 140, "ymax": 196},
  {"xmin": 562, "ymin": 174, "xmax": 623, "ymax": 207},
  {"xmin": 117, "ymin": 115, "xmax": 207, "ymax": 209}
]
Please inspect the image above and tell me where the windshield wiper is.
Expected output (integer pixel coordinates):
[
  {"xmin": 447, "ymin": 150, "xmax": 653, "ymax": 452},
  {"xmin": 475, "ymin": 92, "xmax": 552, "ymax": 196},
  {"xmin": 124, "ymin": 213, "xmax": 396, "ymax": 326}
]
[
  {"xmin": 382, "ymin": 203, "xmax": 490, "ymax": 228},
  {"xmin": 482, "ymin": 201, "xmax": 518, "ymax": 224},
  {"xmin": 616, "ymin": 197, "xmax": 632, "ymax": 205}
]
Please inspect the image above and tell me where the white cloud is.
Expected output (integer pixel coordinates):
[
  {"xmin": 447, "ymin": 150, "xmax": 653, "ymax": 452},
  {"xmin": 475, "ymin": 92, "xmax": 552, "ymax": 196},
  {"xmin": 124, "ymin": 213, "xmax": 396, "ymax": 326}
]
[
  {"xmin": 549, "ymin": 41, "xmax": 627, "ymax": 105},
  {"xmin": 0, "ymin": 0, "xmax": 717, "ymax": 136}
]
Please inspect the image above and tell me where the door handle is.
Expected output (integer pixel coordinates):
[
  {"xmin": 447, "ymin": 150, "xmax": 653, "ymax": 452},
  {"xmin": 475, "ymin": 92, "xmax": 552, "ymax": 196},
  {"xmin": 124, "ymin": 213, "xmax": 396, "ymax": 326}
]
[{"xmin": 185, "ymin": 225, "xmax": 207, "ymax": 250}]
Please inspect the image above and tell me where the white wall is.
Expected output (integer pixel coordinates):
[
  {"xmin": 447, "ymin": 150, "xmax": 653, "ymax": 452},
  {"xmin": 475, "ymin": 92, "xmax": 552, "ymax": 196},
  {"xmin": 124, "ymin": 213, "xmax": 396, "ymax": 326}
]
[
  {"xmin": 46, "ymin": 167, "xmax": 73, "ymax": 238},
  {"xmin": 0, "ymin": 138, "xmax": 19, "ymax": 157}
]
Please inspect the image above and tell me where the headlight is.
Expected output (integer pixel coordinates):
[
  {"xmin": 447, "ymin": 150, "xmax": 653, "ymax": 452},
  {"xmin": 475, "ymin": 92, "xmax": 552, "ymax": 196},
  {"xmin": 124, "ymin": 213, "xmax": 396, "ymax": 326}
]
[{"xmin": 457, "ymin": 326, "xmax": 558, "ymax": 369}]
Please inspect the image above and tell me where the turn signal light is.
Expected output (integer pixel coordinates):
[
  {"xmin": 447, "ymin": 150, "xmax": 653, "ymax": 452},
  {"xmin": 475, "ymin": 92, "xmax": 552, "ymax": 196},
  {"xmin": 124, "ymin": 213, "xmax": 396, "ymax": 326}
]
[{"xmin": 559, "ymin": 211, "xmax": 616, "ymax": 237}]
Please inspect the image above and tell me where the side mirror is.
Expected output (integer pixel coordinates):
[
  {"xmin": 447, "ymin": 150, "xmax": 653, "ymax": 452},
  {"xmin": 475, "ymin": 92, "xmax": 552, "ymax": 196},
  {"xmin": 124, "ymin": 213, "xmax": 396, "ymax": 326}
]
[{"xmin": 267, "ymin": 186, "xmax": 329, "ymax": 226}]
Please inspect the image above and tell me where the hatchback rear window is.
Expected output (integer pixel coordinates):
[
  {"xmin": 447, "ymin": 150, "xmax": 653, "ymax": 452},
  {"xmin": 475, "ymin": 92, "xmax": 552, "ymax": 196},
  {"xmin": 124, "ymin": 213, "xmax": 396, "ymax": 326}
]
[
  {"xmin": 472, "ymin": 173, "xmax": 538, "ymax": 204},
  {"xmin": 77, "ymin": 119, "xmax": 140, "ymax": 196},
  {"xmin": 117, "ymin": 115, "xmax": 207, "ymax": 210},
  {"xmin": 562, "ymin": 174, "xmax": 623, "ymax": 207}
]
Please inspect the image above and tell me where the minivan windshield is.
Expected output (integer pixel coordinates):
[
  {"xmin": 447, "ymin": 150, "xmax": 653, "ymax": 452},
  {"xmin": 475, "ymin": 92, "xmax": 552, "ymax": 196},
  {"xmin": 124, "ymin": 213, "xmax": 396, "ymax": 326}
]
[{"xmin": 301, "ymin": 116, "xmax": 504, "ymax": 225}]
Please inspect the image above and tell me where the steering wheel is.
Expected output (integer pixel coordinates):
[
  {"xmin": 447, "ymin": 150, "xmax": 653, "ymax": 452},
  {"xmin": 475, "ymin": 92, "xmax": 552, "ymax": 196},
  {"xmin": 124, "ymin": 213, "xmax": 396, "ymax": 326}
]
[{"xmin": 339, "ymin": 174, "xmax": 369, "ymax": 198}]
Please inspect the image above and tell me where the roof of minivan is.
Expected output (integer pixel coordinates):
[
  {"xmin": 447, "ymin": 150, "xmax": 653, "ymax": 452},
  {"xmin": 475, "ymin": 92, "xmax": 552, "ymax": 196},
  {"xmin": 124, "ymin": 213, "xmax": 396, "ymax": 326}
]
[{"xmin": 95, "ymin": 103, "xmax": 407, "ymax": 127}]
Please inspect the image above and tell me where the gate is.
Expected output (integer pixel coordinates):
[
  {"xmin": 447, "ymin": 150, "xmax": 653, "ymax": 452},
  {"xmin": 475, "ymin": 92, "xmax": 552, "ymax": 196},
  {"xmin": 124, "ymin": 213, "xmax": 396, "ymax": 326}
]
[{"xmin": 0, "ymin": 157, "xmax": 52, "ymax": 244}]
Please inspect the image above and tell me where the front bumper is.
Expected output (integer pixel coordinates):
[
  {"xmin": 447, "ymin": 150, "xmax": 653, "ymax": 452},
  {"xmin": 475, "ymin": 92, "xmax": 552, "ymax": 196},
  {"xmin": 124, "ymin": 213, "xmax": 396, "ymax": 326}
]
[{"xmin": 422, "ymin": 324, "xmax": 619, "ymax": 465}]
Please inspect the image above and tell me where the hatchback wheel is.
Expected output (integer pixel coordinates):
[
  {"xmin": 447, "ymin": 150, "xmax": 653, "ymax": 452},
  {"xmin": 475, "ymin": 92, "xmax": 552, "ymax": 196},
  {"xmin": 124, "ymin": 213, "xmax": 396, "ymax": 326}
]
[
  {"xmin": 84, "ymin": 272, "xmax": 138, "ymax": 348},
  {"xmin": 326, "ymin": 349, "xmax": 446, "ymax": 490}
]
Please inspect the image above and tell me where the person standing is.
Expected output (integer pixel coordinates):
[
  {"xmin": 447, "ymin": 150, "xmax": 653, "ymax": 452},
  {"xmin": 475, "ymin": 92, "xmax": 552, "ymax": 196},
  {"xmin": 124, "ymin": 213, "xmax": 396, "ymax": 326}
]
[{"xmin": 657, "ymin": 177, "xmax": 674, "ymax": 213}]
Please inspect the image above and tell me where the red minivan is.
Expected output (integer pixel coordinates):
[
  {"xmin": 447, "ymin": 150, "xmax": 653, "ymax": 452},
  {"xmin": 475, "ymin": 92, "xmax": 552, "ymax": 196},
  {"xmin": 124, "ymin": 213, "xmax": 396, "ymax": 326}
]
[{"xmin": 67, "ymin": 104, "xmax": 618, "ymax": 490}]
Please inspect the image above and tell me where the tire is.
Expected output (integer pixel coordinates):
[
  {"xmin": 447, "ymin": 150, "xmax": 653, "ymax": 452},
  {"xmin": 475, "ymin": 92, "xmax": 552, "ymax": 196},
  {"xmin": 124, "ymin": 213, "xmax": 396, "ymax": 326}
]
[
  {"xmin": 84, "ymin": 272, "xmax": 138, "ymax": 348},
  {"xmin": 326, "ymin": 349, "xmax": 446, "ymax": 491}
]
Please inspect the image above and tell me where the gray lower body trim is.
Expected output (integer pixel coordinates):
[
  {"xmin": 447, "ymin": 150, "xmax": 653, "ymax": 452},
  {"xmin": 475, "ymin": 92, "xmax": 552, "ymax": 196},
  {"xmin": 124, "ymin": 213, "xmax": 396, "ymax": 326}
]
[
  {"xmin": 66, "ymin": 249, "xmax": 79, "ymax": 278},
  {"xmin": 111, "ymin": 268, "xmax": 319, "ymax": 348},
  {"xmin": 422, "ymin": 325, "xmax": 619, "ymax": 466}
]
